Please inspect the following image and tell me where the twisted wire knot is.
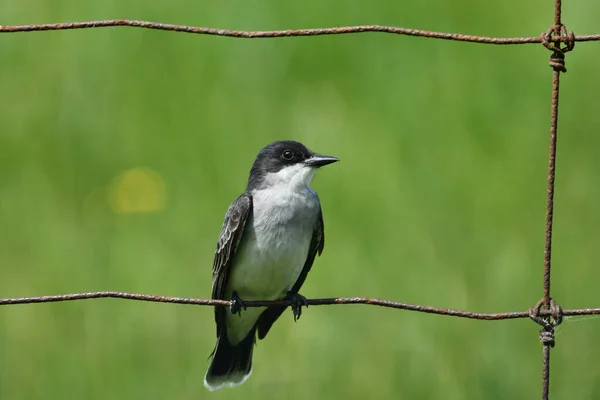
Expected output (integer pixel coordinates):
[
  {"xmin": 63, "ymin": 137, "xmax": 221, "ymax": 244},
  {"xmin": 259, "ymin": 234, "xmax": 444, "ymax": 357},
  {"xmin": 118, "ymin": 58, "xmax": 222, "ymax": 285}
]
[
  {"xmin": 529, "ymin": 298, "xmax": 563, "ymax": 348},
  {"xmin": 541, "ymin": 25, "xmax": 575, "ymax": 73}
]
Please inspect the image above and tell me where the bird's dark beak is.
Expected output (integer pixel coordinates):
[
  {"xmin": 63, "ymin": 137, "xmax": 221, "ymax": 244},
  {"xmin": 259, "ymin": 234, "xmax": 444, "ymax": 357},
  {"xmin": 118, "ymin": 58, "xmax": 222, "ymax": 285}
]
[{"xmin": 304, "ymin": 154, "xmax": 339, "ymax": 168}]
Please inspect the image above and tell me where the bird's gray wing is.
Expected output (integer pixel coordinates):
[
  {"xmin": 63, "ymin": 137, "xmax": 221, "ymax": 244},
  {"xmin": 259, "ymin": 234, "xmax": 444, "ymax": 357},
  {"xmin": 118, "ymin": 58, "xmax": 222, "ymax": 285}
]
[
  {"xmin": 211, "ymin": 193, "xmax": 253, "ymax": 336},
  {"xmin": 256, "ymin": 206, "xmax": 325, "ymax": 339}
]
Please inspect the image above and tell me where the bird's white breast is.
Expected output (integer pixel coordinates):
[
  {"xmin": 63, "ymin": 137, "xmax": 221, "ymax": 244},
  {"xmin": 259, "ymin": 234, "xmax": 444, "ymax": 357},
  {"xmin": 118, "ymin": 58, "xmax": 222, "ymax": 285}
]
[{"xmin": 224, "ymin": 184, "xmax": 320, "ymax": 343}]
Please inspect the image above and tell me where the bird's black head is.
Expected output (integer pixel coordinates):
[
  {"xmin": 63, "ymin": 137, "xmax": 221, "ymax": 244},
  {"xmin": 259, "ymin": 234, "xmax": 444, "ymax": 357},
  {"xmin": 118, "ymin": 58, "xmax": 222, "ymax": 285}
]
[{"xmin": 246, "ymin": 140, "xmax": 338, "ymax": 191}]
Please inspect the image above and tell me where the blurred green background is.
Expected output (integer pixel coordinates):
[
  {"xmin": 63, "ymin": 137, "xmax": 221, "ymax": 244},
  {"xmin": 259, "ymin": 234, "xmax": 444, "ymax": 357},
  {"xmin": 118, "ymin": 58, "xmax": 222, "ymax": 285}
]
[{"xmin": 2, "ymin": 1, "xmax": 600, "ymax": 399}]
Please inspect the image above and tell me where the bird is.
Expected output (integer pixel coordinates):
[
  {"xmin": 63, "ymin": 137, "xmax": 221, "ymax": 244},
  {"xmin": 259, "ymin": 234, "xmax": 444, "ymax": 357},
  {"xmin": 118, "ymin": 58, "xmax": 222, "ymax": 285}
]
[{"xmin": 204, "ymin": 140, "xmax": 339, "ymax": 391}]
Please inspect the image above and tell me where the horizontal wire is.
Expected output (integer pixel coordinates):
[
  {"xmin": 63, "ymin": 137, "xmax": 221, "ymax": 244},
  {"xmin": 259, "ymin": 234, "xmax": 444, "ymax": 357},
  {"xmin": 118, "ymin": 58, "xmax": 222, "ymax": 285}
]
[
  {"xmin": 1, "ymin": 291, "xmax": 599, "ymax": 320},
  {"xmin": 1, "ymin": 20, "xmax": 600, "ymax": 44}
]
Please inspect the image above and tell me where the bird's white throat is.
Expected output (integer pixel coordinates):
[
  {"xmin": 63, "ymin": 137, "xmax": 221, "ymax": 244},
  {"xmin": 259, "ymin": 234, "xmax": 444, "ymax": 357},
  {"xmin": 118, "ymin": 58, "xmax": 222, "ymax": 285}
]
[{"xmin": 262, "ymin": 164, "xmax": 317, "ymax": 191}]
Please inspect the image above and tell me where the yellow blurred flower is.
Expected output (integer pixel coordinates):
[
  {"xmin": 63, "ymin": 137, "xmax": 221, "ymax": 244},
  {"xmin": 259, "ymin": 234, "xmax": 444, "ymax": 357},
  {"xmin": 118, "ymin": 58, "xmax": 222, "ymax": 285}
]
[{"xmin": 108, "ymin": 168, "xmax": 166, "ymax": 214}]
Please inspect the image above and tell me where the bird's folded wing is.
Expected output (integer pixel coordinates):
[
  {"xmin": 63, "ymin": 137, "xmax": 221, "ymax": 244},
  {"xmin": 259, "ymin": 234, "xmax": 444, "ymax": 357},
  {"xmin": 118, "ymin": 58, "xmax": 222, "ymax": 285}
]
[{"xmin": 211, "ymin": 193, "xmax": 253, "ymax": 335}]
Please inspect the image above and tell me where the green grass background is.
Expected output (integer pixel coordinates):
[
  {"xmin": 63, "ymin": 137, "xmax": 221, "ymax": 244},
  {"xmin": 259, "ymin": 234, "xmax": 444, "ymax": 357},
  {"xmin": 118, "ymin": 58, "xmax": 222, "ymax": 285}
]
[{"xmin": 2, "ymin": 1, "xmax": 600, "ymax": 399}]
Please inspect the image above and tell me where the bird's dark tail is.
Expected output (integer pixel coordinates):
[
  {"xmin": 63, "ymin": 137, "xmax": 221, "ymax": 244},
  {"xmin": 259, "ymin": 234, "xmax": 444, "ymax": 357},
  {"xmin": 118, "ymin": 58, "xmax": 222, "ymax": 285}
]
[{"xmin": 204, "ymin": 326, "xmax": 256, "ymax": 391}]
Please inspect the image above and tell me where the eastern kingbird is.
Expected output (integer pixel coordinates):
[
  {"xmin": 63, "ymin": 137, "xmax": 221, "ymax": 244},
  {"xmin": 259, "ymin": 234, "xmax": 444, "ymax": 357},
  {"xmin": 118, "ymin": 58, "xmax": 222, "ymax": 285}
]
[{"xmin": 204, "ymin": 140, "xmax": 338, "ymax": 391}]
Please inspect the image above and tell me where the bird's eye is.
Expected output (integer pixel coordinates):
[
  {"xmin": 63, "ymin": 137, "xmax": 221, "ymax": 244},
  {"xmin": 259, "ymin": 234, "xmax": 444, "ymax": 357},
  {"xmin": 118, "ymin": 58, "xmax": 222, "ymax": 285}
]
[{"xmin": 282, "ymin": 150, "xmax": 294, "ymax": 160}]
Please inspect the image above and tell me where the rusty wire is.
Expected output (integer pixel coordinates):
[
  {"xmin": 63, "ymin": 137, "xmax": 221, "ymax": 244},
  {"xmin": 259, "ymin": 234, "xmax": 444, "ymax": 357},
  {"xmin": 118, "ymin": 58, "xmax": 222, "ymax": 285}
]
[
  {"xmin": 0, "ymin": 19, "xmax": 600, "ymax": 45},
  {"xmin": 0, "ymin": 4, "xmax": 597, "ymax": 400},
  {"xmin": 521, "ymin": 0, "xmax": 579, "ymax": 398},
  {"xmin": 2, "ymin": 291, "xmax": 600, "ymax": 321},
  {"xmin": 0, "ymin": 292, "xmax": 559, "ymax": 319}
]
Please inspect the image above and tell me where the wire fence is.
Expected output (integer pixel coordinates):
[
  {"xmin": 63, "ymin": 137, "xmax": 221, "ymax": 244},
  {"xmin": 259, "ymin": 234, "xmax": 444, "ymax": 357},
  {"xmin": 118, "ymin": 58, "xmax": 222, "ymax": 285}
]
[{"xmin": 1, "ymin": 0, "xmax": 599, "ymax": 398}]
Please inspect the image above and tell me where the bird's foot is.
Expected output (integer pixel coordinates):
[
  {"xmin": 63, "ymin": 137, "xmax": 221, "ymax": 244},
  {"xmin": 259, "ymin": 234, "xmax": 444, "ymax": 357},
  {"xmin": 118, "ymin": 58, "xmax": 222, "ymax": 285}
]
[
  {"xmin": 230, "ymin": 292, "xmax": 247, "ymax": 316},
  {"xmin": 287, "ymin": 291, "xmax": 309, "ymax": 322}
]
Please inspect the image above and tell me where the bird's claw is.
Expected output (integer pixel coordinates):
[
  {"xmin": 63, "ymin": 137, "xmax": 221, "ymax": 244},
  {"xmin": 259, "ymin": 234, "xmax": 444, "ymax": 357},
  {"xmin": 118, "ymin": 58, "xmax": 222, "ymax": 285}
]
[
  {"xmin": 230, "ymin": 292, "xmax": 247, "ymax": 316},
  {"xmin": 287, "ymin": 292, "xmax": 309, "ymax": 322}
]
